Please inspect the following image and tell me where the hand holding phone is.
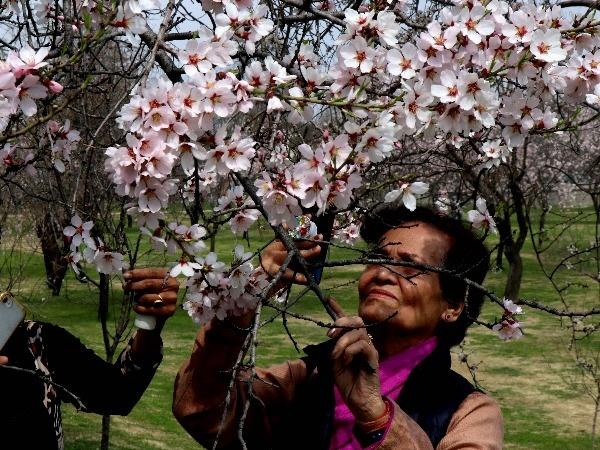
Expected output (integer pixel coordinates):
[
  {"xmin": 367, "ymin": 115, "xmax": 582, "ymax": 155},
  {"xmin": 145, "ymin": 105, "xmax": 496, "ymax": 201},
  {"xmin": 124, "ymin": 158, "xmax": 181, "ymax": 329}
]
[{"xmin": 0, "ymin": 292, "xmax": 25, "ymax": 353}]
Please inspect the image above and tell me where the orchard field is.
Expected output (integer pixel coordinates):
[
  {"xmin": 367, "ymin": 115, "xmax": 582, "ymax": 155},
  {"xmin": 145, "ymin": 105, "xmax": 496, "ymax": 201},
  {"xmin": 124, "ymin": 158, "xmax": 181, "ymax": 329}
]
[{"xmin": 3, "ymin": 211, "xmax": 598, "ymax": 450}]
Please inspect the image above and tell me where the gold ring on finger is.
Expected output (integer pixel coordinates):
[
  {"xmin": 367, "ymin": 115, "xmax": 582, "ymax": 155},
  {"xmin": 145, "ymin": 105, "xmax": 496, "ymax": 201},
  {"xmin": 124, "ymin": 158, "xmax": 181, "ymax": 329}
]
[{"xmin": 153, "ymin": 293, "xmax": 165, "ymax": 307}]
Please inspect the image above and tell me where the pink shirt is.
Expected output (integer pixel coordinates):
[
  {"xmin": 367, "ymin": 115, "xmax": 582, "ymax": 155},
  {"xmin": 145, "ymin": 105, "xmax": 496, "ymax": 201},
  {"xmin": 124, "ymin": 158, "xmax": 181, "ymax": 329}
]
[{"xmin": 329, "ymin": 336, "xmax": 438, "ymax": 449}]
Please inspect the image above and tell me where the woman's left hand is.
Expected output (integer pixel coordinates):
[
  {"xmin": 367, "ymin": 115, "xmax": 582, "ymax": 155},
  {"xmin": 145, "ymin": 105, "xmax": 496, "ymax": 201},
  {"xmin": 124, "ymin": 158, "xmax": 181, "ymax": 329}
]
[
  {"xmin": 123, "ymin": 268, "xmax": 179, "ymax": 327},
  {"xmin": 329, "ymin": 315, "xmax": 386, "ymax": 422}
]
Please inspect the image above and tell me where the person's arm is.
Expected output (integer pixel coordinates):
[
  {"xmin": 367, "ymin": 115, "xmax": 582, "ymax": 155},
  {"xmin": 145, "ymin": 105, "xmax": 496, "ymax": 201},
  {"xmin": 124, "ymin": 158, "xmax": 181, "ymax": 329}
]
[
  {"xmin": 43, "ymin": 323, "xmax": 161, "ymax": 415},
  {"xmin": 46, "ymin": 268, "xmax": 178, "ymax": 415},
  {"xmin": 354, "ymin": 391, "xmax": 502, "ymax": 450},
  {"xmin": 434, "ymin": 391, "xmax": 503, "ymax": 450},
  {"xmin": 173, "ymin": 236, "xmax": 322, "ymax": 448},
  {"xmin": 172, "ymin": 317, "xmax": 308, "ymax": 448}
]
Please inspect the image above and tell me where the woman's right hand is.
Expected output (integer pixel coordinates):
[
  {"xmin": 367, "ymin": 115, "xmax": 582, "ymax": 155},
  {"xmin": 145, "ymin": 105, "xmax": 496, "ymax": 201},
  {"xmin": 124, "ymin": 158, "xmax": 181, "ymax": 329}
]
[
  {"xmin": 0, "ymin": 356, "xmax": 8, "ymax": 365},
  {"xmin": 260, "ymin": 234, "xmax": 323, "ymax": 290}
]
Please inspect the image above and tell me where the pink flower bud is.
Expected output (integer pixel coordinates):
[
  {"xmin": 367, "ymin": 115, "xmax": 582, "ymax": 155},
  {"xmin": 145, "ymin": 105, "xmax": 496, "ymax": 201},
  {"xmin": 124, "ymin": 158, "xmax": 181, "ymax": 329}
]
[{"xmin": 47, "ymin": 80, "xmax": 63, "ymax": 93}]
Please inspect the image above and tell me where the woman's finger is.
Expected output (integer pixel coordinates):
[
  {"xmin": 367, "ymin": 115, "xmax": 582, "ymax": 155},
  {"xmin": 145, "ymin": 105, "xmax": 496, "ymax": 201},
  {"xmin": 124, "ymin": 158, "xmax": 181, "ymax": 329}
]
[
  {"xmin": 125, "ymin": 278, "xmax": 180, "ymax": 293},
  {"xmin": 341, "ymin": 340, "xmax": 378, "ymax": 368},
  {"xmin": 328, "ymin": 315, "xmax": 364, "ymax": 339},
  {"xmin": 135, "ymin": 291, "xmax": 178, "ymax": 307},
  {"xmin": 293, "ymin": 235, "xmax": 323, "ymax": 250},
  {"xmin": 334, "ymin": 315, "xmax": 364, "ymax": 328},
  {"xmin": 299, "ymin": 245, "xmax": 321, "ymax": 259},
  {"xmin": 124, "ymin": 268, "xmax": 169, "ymax": 280},
  {"xmin": 285, "ymin": 268, "xmax": 307, "ymax": 285},
  {"xmin": 133, "ymin": 303, "xmax": 177, "ymax": 317},
  {"xmin": 331, "ymin": 328, "xmax": 369, "ymax": 360}
]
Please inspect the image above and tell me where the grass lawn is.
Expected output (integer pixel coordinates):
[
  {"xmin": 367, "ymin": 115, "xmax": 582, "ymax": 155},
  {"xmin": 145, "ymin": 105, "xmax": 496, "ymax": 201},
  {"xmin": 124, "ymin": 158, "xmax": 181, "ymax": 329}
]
[{"xmin": 2, "ymin": 213, "xmax": 598, "ymax": 449}]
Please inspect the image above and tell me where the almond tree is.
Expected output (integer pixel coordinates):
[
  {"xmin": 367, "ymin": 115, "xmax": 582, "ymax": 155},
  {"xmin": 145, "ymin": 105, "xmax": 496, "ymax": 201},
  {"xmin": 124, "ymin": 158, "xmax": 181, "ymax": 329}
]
[{"xmin": 3, "ymin": 0, "xmax": 600, "ymax": 446}]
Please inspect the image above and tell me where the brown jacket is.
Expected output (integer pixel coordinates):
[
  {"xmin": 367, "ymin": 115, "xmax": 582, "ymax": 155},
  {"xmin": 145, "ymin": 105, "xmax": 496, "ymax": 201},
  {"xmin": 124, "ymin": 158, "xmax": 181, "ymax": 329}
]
[{"xmin": 173, "ymin": 319, "xmax": 504, "ymax": 449}]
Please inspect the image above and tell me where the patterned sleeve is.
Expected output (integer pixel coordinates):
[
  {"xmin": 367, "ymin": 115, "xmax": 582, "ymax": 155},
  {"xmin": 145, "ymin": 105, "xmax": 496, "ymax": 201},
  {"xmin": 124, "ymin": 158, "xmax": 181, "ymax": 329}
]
[
  {"xmin": 43, "ymin": 323, "xmax": 162, "ymax": 416},
  {"xmin": 117, "ymin": 334, "xmax": 163, "ymax": 375}
]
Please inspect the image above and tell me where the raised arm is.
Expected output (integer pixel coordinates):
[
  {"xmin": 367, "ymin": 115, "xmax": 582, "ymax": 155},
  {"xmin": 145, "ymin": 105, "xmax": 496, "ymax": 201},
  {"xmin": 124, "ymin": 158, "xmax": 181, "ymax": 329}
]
[
  {"xmin": 45, "ymin": 268, "xmax": 179, "ymax": 415},
  {"xmin": 173, "ymin": 236, "xmax": 322, "ymax": 448},
  {"xmin": 173, "ymin": 317, "xmax": 309, "ymax": 448}
]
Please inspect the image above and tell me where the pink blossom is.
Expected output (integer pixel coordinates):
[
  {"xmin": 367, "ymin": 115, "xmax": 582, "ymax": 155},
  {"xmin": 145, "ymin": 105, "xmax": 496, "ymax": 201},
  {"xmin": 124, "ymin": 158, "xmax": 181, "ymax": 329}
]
[
  {"xmin": 480, "ymin": 139, "xmax": 510, "ymax": 169},
  {"xmin": 387, "ymin": 43, "xmax": 423, "ymax": 80},
  {"xmin": 457, "ymin": 5, "xmax": 495, "ymax": 45},
  {"xmin": 196, "ymin": 252, "xmax": 227, "ymax": 284},
  {"xmin": 431, "ymin": 70, "xmax": 460, "ymax": 104},
  {"xmin": 112, "ymin": 5, "xmax": 146, "ymax": 37},
  {"xmin": 530, "ymin": 29, "xmax": 567, "ymax": 63},
  {"xmin": 467, "ymin": 197, "xmax": 498, "ymax": 233},
  {"xmin": 492, "ymin": 318, "xmax": 524, "ymax": 340},
  {"xmin": 94, "ymin": 250, "xmax": 125, "ymax": 274},
  {"xmin": 170, "ymin": 258, "xmax": 202, "ymax": 277},
  {"xmin": 502, "ymin": 10, "xmax": 535, "ymax": 44},
  {"xmin": 340, "ymin": 37, "xmax": 377, "ymax": 73},
  {"xmin": 401, "ymin": 81, "xmax": 433, "ymax": 129},
  {"xmin": 17, "ymin": 75, "xmax": 47, "ymax": 116},
  {"xmin": 374, "ymin": 11, "xmax": 399, "ymax": 47},
  {"xmin": 384, "ymin": 181, "xmax": 429, "ymax": 211},
  {"xmin": 230, "ymin": 209, "xmax": 260, "ymax": 234},
  {"xmin": 63, "ymin": 215, "xmax": 95, "ymax": 251},
  {"xmin": 135, "ymin": 178, "xmax": 177, "ymax": 213},
  {"xmin": 6, "ymin": 45, "xmax": 49, "ymax": 78}
]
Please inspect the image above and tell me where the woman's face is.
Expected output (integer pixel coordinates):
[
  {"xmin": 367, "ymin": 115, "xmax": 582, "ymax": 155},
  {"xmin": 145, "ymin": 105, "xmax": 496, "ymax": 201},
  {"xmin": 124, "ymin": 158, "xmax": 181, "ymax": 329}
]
[{"xmin": 358, "ymin": 221, "xmax": 454, "ymax": 346}]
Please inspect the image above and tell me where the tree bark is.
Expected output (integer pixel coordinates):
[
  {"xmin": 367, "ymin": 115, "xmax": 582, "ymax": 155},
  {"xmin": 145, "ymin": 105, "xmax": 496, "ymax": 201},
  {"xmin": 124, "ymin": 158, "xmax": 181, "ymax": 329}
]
[
  {"xmin": 503, "ymin": 246, "xmax": 523, "ymax": 300},
  {"xmin": 101, "ymin": 415, "xmax": 111, "ymax": 450},
  {"xmin": 98, "ymin": 273, "xmax": 113, "ymax": 450},
  {"xmin": 495, "ymin": 241, "xmax": 504, "ymax": 271},
  {"xmin": 36, "ymin": 213, "xmax": 69, "ymax": 296}
]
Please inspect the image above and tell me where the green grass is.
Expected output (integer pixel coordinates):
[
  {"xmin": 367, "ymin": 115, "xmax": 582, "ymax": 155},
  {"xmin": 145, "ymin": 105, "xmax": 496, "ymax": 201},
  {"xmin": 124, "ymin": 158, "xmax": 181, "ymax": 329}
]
[{"xmin": 2, "ymin": 213, "xmax": 599, "ymax": 449}]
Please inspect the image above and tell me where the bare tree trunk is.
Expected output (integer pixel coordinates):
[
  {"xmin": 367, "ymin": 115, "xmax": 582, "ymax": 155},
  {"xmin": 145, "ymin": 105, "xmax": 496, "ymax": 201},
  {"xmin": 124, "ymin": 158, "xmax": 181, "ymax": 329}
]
[
  {"xmin": 503, "ymin": 246, "xmax": 523, "ymax": 300},
  {"xmin": 495, "ymin": 241, "xmax": 504, "ymax": 271},
  {"xmin": 500, "ymin": 178, "xmax": 529, "ymax": 300},
  {"xmin": 101, "ymin": 415, "xmax": 111, "ymax": 450},
  {"xmin": 98, "ymin": 273, "xmax": 113, "ymax": 450},
  {"xmin": 36, "ymin": 213, "xmax": 69, "ymax": 295}
]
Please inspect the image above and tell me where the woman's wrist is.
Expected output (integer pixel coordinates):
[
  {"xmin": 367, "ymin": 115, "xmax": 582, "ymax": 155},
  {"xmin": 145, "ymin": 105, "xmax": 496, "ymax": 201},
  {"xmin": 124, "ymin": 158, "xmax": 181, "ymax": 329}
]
[{"xmin": 354, "ymin": 397, "xmax": 390, "ymax": 432}]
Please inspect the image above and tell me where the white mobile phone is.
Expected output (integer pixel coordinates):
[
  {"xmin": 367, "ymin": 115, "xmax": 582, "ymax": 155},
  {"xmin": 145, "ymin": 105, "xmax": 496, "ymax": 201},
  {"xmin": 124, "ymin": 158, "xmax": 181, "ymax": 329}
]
[{"xmin": 0, "ymin": 293, "xmax": 25, "ymax": 352}]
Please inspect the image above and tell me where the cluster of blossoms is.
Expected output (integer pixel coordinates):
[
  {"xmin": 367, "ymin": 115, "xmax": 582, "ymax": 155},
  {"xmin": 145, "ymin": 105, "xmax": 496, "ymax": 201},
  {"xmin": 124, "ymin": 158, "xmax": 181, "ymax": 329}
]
[
  {"xmin": 44, "ymin": 120, "xmax": 80, "ymax": 172},
  {"xmin": 253, "ymin": 132, "xmax": 364, "ymax": 226},
  {"xmin": 492, "ymin": 298, "xmax": 524, "ymax": 340},
  {"xmin": 0, "ymin": 143, "xmax": 35, "ymax": 177},
  {"xmin": 1, "ymin": 44, "xmax": 83, "ymax": 179},
  {"xmin": 1, "ymin": 45, "xmax": 61, "ymax": 131},
  {"xmin": 63, "ymin": 215, "xmax": 125, "ymax": 275},
  {"xmin": 100, "ymin": 0, "xmax": 300, "ymax": 323},
  {"xmin": 24, "ymin": 0, "xmax": 160, "ymax": 41},
  {"xmin": 332, "ymin": 212, "xmax": 362, "ymax": 245},
  {"xmin": 182, "ymin": 245, "xmax": 270, "ymax": 324},
  {"xmin": 328, "ymin": 0, "xmax": 600, "ymax": 169},
  {"xmin": 101, "ymin": 0, "xmax": 599, "ymax": 328}
]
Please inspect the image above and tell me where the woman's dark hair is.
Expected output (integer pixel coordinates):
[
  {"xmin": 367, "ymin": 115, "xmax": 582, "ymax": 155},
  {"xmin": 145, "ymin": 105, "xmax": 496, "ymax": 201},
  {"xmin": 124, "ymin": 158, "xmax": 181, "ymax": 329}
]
[{"xmin": 360, "ymin": 205, "xmax": 490, "ymax": 348}]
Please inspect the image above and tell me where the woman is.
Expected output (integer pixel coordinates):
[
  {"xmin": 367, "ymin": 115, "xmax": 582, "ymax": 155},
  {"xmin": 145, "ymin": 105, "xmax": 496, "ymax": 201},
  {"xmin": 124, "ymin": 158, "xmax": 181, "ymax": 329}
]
[
  {"xmin": 173, "ymin": 206, "xmax": 503, "ymax": 449},
  {"xmin": 0, "ymin": 268, "xmax": 179, "ymax": 450}
]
